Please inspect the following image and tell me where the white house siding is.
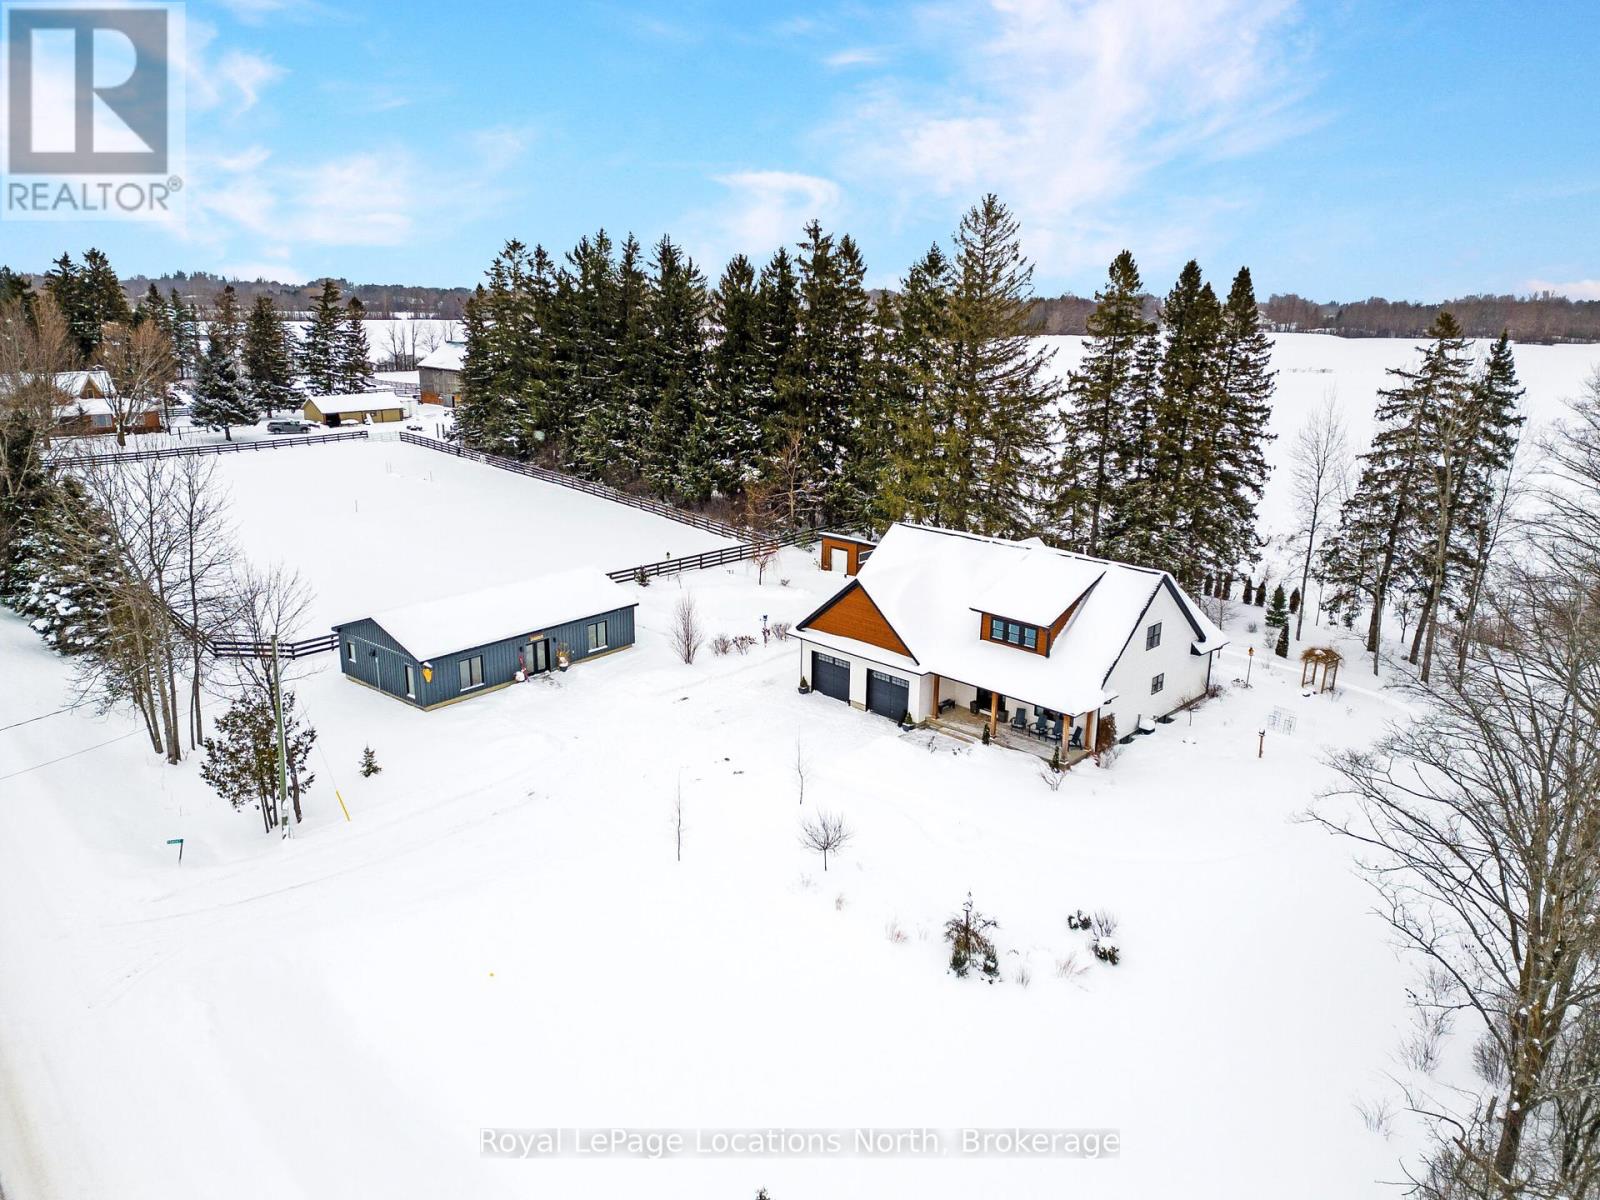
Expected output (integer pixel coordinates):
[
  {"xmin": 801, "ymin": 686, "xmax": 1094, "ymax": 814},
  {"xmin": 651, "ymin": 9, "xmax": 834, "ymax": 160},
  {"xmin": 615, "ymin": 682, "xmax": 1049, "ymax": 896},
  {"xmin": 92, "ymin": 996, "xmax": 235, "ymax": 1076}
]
[{"xmin": 1101, "ymin": 582, "xmax": 1216, "ymax": 736}]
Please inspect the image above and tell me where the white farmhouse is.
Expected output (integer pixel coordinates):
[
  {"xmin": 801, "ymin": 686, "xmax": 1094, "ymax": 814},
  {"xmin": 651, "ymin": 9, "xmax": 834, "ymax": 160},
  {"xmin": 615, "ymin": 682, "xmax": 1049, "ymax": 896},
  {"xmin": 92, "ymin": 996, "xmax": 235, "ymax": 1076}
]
[{"xmin": 795, "ymin": 523, "xmax": 1228, "ymax": 761}]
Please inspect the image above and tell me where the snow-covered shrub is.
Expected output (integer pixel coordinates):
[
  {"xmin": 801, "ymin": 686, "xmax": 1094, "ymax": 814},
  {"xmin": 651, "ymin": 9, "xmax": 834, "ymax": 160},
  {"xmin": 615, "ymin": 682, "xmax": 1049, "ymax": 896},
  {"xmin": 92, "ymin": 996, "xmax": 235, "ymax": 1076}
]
[
  {"xmin": 1014, "ymin": 962, "xmax": 1032, "ymax": 988},
  {"xmin": 711, "ymin": 634, "xmax": 732, "ymax": 656},
  {"xmin": 1038, "ymin": 764, "xmax": 1065, "ymax": 792},
  {"xmin": 732, "ymin": 634, "xmax": 756, "ymax": 655},
  {"xmin": 359, "ymin": 746, "xmax": 381, "ymax": 777},
  {"xmin": 633, "ymin": 567, "xmax": 650, "ymax": 587},
  {"xmin": 1092, "ymin": 937, "xmax": 1120, "ymax": 965},
  {"xmin": 834, "ymin": 892, "xmax": 847, "ymax": 911},
  {"xmin": 885, "ymin": 920, "xmax": 909, "ymax": 945},
  {"xmin": 945, "ymin": 893, "xmax": 1000, "ymax": 982},
  {"xmin": 771, "ymin": 621, "xmax": 791, "ymax": 641},
  {"xmin": 1247, "ymin": 619, "xmax": 1260, "ymax": 633}
]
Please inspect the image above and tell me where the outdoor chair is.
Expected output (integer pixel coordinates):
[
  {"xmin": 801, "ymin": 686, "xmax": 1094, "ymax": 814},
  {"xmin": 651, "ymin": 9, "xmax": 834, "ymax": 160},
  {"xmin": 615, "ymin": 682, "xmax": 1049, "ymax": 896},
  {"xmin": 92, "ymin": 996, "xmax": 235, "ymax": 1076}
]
[
  {"xmin": 1033, "ymin": 711, "xmax": 1051, "ymax": 736},
  {"xmin": 1069, "ymin": 726, "xmax": 1084, "ymax": 750},
  {"xmin": 1011, "ymin": 709, "xmax": 1028, "ymax": 731},
  {"xmin": 1052, "ymin": 716, "xmax": 1064, "ymax": 741}
]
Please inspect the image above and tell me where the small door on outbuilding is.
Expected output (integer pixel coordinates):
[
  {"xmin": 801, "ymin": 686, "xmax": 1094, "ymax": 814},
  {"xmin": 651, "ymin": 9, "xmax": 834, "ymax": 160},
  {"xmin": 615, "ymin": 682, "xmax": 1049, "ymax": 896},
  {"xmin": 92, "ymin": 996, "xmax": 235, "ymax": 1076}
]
[
  {"xmin": 812, "ymin": 651, "xmax": 850, "ymax": 702},
  {"xmin": 829, "ymin": 547, "xmax": 850, "ymax": 573},
  {"xmin": 866, "ymin": 669, "xmax": 910, "ymax": 722}
]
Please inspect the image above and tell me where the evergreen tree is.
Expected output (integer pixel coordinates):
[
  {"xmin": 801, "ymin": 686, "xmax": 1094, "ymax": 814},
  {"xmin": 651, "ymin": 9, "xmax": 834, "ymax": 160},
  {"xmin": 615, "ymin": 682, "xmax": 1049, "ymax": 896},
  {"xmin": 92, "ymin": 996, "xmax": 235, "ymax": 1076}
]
[
  {"xmin": 1323, "ymin": 313, "xmax": 1470, "ymax": 668},
  {"xmin": 200, "ymin": 690, "xmax": 317, "ymax": 833},
  {"xmin": 1265, "ymin": 583, "xmax": 1289, "ymax": 630},
  {"xmin": 300, "ymin": 279, "xmax": 346, "ymax": 394},
  {"xmin": 705, "ymin": 254, "xmax": 769, "ymax": 497},
  {"xmin": 242, "ymin": 295, "xmax": 297, "ymax": 415},
  {"xmin": 643, "ymin": 236, "xmax": 711, "ymax": 500},
  {"xmin": 167, "ymin": 289, "xmax": 201, "ymax": 377},
  {"xmin": 551, "ymin": 230, "xmax": 620, "ymax": 471},
  {"xmin": 756, "ymin": 247, "xmax": 802, "ymax": 455},
  {"xmin": 1274, "ymin": 622, "xmax": 1289, "ymax": 659},
  {"xmin": 1065, "ymin": 250, "xmax": 1151, "ymax": 554},
  {"xmin": 339, "ymin": 297, "xmax": 373, "ymax": 392},
  {"xmin": 879, "ymin": 243, "xmax": 956, "ymax": 526},
  {"xmin": 191, "ymin": 290, "xmax": 256, "ymax": 440},
  {"xmin": 1206, "ymin": 267, "xmax": 1276, "ymax": 574},
  {"xmin": 940, "ymin": 195, "xmax": 1062, "ymax": 537},
  {"xmin": 79, "ymin": 249, "xmax": 131, "ymax": 351},
  {"xmin": 457, "ymin": 241, "xmax": 555, "ymax": 458}
]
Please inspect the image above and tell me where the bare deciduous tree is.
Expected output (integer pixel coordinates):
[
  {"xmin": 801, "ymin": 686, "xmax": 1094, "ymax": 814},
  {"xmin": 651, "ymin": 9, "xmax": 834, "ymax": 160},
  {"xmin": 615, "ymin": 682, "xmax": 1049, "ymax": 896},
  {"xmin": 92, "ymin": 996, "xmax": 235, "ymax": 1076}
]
[
  {"xmin": 799, "ymin": 809, "xmax": 853, "ymax": 872},
  {"xmin": 1313, "ymin": 567, "xmax": 1600, "ymax": 1195},
  {"xmin": 99, "ymin": 319, "xmax": 176, "ymax": 446},
  {"xmin": 1289, "ymin": 390, "xmax": 1351, "ymax": 640},
  {"xmin": 671, "ymin": 592, "xmax": 703, "ymax": 664}
]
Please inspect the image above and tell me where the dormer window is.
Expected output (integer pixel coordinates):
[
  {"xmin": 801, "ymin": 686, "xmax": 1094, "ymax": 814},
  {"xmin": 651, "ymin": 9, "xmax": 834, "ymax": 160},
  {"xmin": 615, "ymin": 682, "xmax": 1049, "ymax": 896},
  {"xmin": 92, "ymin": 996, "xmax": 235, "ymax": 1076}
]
[{"xmin": 988, "ymin": 616, "xmax": 1040, "ymax": 651}]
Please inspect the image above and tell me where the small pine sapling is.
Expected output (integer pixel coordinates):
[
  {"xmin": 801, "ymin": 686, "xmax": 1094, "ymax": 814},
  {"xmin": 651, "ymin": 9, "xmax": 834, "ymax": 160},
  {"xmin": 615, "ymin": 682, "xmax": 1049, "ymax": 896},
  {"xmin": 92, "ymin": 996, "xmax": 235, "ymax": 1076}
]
[
  {"xmin": 944, "ymin": 892, "xmax": 1000, "ymax": 982},
  {"xmin": 1274, "ymin": 622, "xmax": 1290, "ymax": 658},
  {"xmin": 359, "ymin": 746, "xmax": 381, "ymax": 777}
]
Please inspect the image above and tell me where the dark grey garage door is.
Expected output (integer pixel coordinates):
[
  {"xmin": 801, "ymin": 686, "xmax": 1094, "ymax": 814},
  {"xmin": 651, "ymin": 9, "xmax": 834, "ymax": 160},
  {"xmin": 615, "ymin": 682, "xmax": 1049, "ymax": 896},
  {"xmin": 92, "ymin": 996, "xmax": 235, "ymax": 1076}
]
[
  {"xmin": 866, "ymin": 669, "xmax": 910, "ymax": 721},
  {"xmin": 812, "ymin": 651, "xmax": 850, "ymax": 702}
]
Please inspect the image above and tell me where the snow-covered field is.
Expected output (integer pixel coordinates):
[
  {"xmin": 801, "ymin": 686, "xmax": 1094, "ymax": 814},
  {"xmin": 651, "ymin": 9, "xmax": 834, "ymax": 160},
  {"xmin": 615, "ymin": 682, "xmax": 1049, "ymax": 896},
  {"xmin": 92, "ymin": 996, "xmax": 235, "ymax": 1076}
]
[
  {"xmin": 5, "ymin": 330, "xmax": 1598, "ymax": 1199},
  {"xmin": 208, "ymin": 439, "xmax": 738, "ymax": 632},
  {"xmin": 4, "ymin": 531, "xmax": 1411, "ymax": 1198}
]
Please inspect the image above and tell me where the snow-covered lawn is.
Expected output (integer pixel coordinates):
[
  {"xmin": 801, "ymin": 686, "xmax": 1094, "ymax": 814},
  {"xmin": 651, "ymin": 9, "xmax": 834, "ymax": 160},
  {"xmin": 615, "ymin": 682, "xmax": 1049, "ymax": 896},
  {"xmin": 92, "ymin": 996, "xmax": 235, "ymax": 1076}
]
[
  {"xmin": 207, "ymin": 439, "xmax": 739, "ymax": 632},
  {"xmin": 0, "ymin": 543, "xmax": 1416, "ymax": 1199}
]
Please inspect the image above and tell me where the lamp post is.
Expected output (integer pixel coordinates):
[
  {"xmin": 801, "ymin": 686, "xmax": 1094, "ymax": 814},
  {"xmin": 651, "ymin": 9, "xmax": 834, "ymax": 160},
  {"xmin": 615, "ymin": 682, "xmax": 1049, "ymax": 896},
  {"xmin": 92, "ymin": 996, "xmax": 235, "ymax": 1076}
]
[{"xmin": 1244, "ymin": 645, "xmax": 1254, "ymax": 688}]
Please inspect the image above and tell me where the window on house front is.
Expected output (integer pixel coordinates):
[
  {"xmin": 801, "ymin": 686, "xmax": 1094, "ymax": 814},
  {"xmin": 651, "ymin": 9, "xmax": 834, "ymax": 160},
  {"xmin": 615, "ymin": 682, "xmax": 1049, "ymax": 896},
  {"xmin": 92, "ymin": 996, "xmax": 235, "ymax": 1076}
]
[
  {"xmin": 404, "ymin": 664, "xmax": 417, "ymax": 699},
  {"xmin": 1151, "ymin": 673, "xmax": 1165, "ymax": 694},
  {"xmin": 346, "ymin": 641, "xmax": 355, "ymax": 662},
  {"xmin": 587, "ymin": 620, "xmax": 608, "ymax": 652},
  {"xmin": 459, "ymin": 655, "xmax": 484, "ymax": 691},
  {"xmin": 1146, "ymin": 622, "xmax": 1163, "ymax": 650}
]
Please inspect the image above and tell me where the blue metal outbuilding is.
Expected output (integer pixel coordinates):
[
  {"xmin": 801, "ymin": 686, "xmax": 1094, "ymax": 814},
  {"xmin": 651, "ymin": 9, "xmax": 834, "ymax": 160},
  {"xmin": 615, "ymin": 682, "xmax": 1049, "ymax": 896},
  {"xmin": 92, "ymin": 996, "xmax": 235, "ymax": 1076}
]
[{"xmin": 332, "ymin": 569, "xmax": 637, "ymax": 709}]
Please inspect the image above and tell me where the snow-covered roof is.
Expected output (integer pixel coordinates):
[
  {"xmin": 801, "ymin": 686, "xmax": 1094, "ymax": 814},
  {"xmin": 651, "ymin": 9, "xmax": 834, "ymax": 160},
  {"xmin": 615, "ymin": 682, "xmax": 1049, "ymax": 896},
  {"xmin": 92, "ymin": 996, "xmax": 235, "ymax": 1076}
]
[
  {"xmin": 2, "ymin": 369, "xmax": 115, "ymax": 399},
  {"xmin": 418, "ymin": 340, "xmax": 465, "ymax": 372},
  {"xmin": 54, "ymin": 396, "xmax": 115, "ymax": 418},
  {"xmin": 343, "ymin": 568, "xmax": 635, "ymax": 662},
  {"xmin": 304, "ymin": 391, "xmax": 408, "ymax": 414},
  {"xmin": 801, "ymin": 523, "xmax": 1226, "ymax": 716}
]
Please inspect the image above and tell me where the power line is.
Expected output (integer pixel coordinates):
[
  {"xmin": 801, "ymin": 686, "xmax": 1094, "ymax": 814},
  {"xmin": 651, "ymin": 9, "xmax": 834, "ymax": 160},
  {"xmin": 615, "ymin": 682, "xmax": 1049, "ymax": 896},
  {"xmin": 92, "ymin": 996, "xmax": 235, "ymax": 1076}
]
[
  {"xmin": 0, "ymin": 731, "xmax": 138, "ymax": 782},
  {"xmin": 0, "ymin": 700, "xmax": 92, "ymax": 734}
]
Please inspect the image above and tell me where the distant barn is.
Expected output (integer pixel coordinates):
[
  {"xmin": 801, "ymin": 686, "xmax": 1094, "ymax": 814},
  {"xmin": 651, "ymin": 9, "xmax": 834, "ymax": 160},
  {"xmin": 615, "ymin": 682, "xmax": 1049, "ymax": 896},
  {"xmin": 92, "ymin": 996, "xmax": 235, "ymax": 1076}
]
[
  {"xmin": 332, "ymin": 569, "xmax": 637, "ymax": 709},
  {"xmin": 418, "ymin": 340, "xmax": 464, "ymax": 408}
]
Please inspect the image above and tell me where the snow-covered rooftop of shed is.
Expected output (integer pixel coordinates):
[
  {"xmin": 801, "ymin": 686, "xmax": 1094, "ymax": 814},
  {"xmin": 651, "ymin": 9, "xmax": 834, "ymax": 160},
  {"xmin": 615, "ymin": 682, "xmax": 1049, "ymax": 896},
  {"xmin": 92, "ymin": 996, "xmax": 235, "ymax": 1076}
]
[
  {"xmin": 418, "ymin": 341, "xmax": 465, "ymax": 372},
  {"xmin": 344, "ymin": 568, "xmax": 634, "ymax": 662},
  {"xmin": 304, "ymin": 391, "xmax": 408, "ymax": 413},
  {"xmin": 803, "ymin": 523, "xmax": 1225, "ymax": 716}
]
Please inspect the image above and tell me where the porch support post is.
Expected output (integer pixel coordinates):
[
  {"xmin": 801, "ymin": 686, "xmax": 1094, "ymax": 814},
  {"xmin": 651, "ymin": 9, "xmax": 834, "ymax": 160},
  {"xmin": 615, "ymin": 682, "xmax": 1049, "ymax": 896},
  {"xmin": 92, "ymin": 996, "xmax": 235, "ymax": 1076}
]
[
  {"xmin": 988, "ymin": 690, "xmax": 998, "ymax": 739},
  {"xmin": 1086, "ymin": 709, "xmax": 1098, "ymax": 757},
  {"xmin": 931, "ymin": 675, "xmax": 940, "ymax": 715}
]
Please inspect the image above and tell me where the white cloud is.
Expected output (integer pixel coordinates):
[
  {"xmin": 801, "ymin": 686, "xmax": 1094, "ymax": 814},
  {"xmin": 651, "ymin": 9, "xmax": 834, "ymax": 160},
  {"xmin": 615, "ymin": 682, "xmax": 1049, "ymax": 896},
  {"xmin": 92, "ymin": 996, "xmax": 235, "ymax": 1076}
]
[
  {"xmin": 1525, "ymin": 278, "xmax": 1600, "ymax": 301},
  {"xmin": 824, "ymin": 47, "xmax": 885, "ymax": 68},
  {"xmin": 685, "ymin": 171, "xmax": 845, "ymax": 267},
  {"xmin": 180, "ymin": 21, "xmax": 286, "ymax": 113},
  {"xmin": 217, "ymin": 49, "xmax": 287, "ymax": 110},
  {"xmin": 823, "ymin": 0, "xmax": 1313, "ymax": 277}
]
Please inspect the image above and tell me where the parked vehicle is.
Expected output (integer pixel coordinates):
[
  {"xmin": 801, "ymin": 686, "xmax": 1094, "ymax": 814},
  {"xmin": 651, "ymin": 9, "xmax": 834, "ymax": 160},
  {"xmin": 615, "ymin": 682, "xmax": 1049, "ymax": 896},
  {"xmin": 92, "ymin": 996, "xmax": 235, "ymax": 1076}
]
[{"xmin": 267, "ymin": 419, "xmax": 316, "ymax": 434}]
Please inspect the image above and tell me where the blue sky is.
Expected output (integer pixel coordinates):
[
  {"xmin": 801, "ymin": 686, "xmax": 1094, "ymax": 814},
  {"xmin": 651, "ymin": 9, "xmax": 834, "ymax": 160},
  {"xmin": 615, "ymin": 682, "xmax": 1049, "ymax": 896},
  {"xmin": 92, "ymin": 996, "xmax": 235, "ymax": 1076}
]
[{"xmin": 4, "ymin": 0, "xmax": 1598, "ymax": 300}]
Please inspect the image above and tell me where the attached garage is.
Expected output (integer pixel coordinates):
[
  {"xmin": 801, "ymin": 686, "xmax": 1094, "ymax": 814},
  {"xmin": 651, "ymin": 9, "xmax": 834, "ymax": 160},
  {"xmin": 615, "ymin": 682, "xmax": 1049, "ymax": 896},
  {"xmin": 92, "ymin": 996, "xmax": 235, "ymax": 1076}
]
[
  {"xmin": 812, "ymin": 651, "xmax": 851, "ymax": 702},
  {"xmin": 866, "ymin": 668, "xmax": 910, "ymax": 722}
]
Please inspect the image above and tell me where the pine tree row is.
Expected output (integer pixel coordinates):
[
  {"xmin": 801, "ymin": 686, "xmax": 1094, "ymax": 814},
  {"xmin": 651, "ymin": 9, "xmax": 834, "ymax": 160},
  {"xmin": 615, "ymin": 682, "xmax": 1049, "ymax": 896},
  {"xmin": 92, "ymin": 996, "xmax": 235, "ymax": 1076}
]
[{"xmin": 1320, "ymin": 313, "xmax": 1524, "ymax": 681}]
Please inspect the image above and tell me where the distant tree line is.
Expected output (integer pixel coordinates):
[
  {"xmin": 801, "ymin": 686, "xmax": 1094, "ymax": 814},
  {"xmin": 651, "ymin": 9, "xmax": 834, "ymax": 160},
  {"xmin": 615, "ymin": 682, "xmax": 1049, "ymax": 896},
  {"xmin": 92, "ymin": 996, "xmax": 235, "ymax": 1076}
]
[{"xmin": 1028, "ymin": 289, "xmax": 1600, "ymax": 343}]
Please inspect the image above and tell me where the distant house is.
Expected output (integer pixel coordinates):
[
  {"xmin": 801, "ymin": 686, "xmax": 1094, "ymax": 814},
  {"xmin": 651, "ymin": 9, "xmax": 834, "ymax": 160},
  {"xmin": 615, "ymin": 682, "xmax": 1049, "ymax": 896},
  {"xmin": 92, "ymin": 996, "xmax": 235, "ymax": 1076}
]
[
  {"xmin": 46, "ymin": 370, "xmax": 164, "ymax": 436},
  {"xmin": 795, "ymin": 523, "xmax": 1227, "ymax": 761},
  {"xmin": 302, "ymin": 391, "xmax": 413, "ymax": 426},
  {"xmin": 332, "ymin": 569, "xmax": 637, "ymax": 709},
  {"xmin": 418, "ymin": 340, "xmax": 464, "ymax": 408}
]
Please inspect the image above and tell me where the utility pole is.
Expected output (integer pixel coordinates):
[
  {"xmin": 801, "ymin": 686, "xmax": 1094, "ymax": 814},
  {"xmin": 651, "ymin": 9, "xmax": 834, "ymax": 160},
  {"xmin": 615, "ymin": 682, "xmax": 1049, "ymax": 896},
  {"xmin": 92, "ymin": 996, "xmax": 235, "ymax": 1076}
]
[{"xmin": 272, "ymin": 634, "xmax": 291, "ymax": 836}]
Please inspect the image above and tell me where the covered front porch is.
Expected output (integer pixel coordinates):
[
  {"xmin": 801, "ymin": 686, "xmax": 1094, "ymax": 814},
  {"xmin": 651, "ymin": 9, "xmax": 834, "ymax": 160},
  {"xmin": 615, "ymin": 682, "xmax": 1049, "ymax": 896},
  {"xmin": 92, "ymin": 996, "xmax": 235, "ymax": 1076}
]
[{"xmin": 926, "ymin": 674, "xmax": 1096, "ymax": 765}]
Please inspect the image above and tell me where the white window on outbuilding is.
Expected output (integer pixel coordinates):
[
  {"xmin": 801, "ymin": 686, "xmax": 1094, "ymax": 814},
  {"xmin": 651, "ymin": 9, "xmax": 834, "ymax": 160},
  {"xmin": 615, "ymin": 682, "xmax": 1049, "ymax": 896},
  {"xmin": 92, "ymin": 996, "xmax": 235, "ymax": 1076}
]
[
  {"xmin": 1151, "ymin": 673, "xmax": 1165, "ymax": 694},
  {"xmin": 1145, "ymin": 621, "xmax": 1163, "ymax": 650},
  {"xmin": 459, "ymin": 655, "xmax": 484, "ymax": 691},
  {"xmin": 587, "ymin": 620, "xmax": 608, "ymax": 652}
]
